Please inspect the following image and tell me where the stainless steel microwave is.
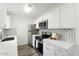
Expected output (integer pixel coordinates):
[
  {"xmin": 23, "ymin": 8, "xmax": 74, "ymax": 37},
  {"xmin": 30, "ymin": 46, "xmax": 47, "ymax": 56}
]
[{"xmin": 39, "ymin": 20, "xmax": 48, "ymax": 29}]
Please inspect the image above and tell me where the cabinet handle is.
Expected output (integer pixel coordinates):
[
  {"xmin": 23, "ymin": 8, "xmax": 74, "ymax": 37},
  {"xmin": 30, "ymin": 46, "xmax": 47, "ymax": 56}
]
[
  {"xmin": 57, "ymin": 49, "xmax": 63, "ymax": 52},
  {"xmin": 46, "ymin": 47, "xmax": 49, "ymax": 50},
  {"xmin": 46, "ymin": 44, "xmax": 49, "ymax": 46},
  {"xmin": 55, "ymin": 52, "xmax": 56, "ymax": 55}
]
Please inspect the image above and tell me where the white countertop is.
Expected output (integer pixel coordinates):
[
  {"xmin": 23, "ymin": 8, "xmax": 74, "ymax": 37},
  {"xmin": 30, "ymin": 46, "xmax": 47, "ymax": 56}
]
[
  {"xmin": 43, "ymin": 38, "xmax": 74, "ymax": 50},
  {"xmin": 2, "ymin": 35, "xmax": 16, "ymax": 39},
  {"xmin": 32, "ymin": 34, "xmax": 40, "ymax": 36}
]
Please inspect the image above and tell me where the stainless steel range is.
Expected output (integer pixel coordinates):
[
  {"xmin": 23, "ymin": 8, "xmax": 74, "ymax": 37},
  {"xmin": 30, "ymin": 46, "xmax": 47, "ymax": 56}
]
[{"xmin": 35, "ymin": 32, "xmax": 52, "ymax": 55}]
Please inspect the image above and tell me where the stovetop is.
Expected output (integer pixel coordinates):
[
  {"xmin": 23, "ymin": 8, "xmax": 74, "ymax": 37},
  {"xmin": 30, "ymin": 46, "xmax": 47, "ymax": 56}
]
[{"xmin": 35, "ymin": 35, "xmax": 49, "ymax": 44}]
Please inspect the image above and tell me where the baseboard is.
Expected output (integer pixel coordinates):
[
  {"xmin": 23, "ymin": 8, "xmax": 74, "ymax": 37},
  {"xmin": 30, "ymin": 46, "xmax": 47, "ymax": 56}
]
[{"xmin": 18, "ymin": 44, "xmax": 28, "ymax": 47}]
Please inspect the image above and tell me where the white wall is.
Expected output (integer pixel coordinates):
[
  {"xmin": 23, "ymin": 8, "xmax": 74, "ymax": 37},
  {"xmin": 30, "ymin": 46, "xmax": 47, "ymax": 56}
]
[{"xmin": 10, "ymin": 15, "xmax": 34, "ymax": 46}]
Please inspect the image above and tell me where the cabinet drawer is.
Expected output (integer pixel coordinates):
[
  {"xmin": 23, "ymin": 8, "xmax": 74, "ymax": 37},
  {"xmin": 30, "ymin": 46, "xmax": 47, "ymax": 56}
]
[
  {"xmin": 43, "ymin": 50, "xmax": 49, "ymax": 56},
  {"xmin": 44, "ymin": 44, "xmax": 55, "ymax": 50},
  {"xmin": 0, "ymin": 53, "xmax": 8, "ymax": 56},
  {"xmin": 43, "ymin": 43, "xmax": 56, "ymax": 56},
  {"xmin": 43, "ymin": 49, "xmax": 55, "ymax": 56},
  {"xmin": 55, "ymin": 47, "xmax": 66, "ymax": 56}
]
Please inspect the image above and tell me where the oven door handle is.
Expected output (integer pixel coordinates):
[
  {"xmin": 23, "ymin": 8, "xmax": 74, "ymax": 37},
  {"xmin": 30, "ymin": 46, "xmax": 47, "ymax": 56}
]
[{"xmin": 35, "ymin": 39, "xmax": 39, "ymax": 49}]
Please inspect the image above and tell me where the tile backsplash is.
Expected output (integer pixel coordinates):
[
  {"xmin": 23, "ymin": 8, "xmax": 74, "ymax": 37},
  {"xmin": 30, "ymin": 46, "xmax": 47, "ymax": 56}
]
[
  {"xmin": 0, "ymin": 29, "xmax": 16, "ymax": 39},
  {"xmin": 39, "ymin": 28, "xmax": 75, "ymax": 44}
]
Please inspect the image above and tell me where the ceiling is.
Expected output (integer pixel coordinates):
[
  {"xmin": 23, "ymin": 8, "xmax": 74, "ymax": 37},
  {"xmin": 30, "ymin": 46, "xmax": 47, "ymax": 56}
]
[{"xmin": 0, "ymin": 3, "xmax": 61, "ymax": 19}]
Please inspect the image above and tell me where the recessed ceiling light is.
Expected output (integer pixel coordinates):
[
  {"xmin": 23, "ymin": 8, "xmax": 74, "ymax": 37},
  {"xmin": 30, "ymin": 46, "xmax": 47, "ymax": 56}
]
[{"xmin": 24, "ymin": 4, "xmax": 33, "ymax": 13}]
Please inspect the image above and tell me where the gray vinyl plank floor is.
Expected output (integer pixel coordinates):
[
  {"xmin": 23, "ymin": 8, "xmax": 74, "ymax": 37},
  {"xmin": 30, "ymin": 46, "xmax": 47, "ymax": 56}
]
[{"xmin": 18, "ymin": 44, "xmax": 39, "ymax": 56}]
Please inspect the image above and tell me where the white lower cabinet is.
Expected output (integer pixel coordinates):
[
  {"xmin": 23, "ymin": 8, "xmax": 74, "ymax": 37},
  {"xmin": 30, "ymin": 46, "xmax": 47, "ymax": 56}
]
[
  {"xmin": 55, "ymin": 47, "xmax": 66, "ymax": 56},
  {"xmin": 43, "ymin": 42, "xmax": 56, "ymax": 56},
  {"xmin": 0, "ymin": 37, "xmax": 17, "ymax": 56},
  {"xmin": 0, "ymin": 47, "xmax": 8, "ymax": 56},
  {"xmin": 1, "ymin": 44, "xmax": 17, "ymax": 56}
]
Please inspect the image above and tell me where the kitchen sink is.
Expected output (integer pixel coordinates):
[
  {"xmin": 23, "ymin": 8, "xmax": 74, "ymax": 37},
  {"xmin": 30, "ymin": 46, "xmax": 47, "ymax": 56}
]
[{"xmin": 1, "ymin": 37, "xmax": 14, "ymax": 42}]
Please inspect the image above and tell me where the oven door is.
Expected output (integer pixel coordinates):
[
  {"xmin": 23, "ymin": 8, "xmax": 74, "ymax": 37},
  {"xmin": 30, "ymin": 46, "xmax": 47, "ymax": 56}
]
[{"xmin": 37, "ymin": 42, "xmax": 43, "ymax": 54}]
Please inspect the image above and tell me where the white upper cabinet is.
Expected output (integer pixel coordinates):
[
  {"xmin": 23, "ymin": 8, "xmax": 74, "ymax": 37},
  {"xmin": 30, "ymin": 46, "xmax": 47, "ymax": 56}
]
[
  {"xmin": 34, "ymin": 4, "xmax": 76, "ymax": 29},
  {"xmin": 73, "ymin": 4, "xmax": 79, "ymax": 45},
  {"xmin": 0, "ymin": 10, "xmax": 6, "ymax": 28},
  {"xmin": 60, "ymin": 4, "xmax": 75, "ymax": 28},
  {"xmin": 0, "ymin": 10, "xmax": 10, "ymax": 28},
  {"xmin": 34, "ymin": 17, "xmax": 43, "ymax": 29},
  {"xmin": 48, "ymin": 7, "xmax": 60, "ymax": 28},
  {"xmin": 6, "ymin": 15, "xmax": 10, "ymax": 28}
]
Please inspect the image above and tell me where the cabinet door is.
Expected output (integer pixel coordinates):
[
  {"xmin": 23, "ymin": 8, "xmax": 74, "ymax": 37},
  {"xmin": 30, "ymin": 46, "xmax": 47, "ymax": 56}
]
[
  {"xmin": 0, "ymin": 40, "xmax": 17, "ymax": 56},
  {"xmin": 1, "ymin": 45, "xmax": 17, "ymax": 56},
  {"xmin": 74, "ymin": 4, "xmax": 79, "ymax": 45},
  {"xmin": 55, "ymin": 47, "xmax": 67, "ymax": 56},
  {"xmin": 43, "ymin": 42, "xmax": 56, "ymax": 56},
  {"xmin": 0, "ymin": 43, "xmax": 8, "ymax": 56},
  {"xmin": 5, "ymin": 15, "xmax": 10, "ymax": 28},
  {"xmin": 34, "ymin": 17, "xmax": 43, "ymax": 29},
  {"xmin": 60, "ymin": 4, "xmax": 75, "ymax": 28},
  {"xmin": 0, "ymin": 10, "xmax": 7, "ymax": 28},
  {"xmin": 0, "ymin": 10, "xmax": 5, "ymax": 27},
  {"xmin": 47, "ymin": 7, "xmax": 60, "ymax": 28}
]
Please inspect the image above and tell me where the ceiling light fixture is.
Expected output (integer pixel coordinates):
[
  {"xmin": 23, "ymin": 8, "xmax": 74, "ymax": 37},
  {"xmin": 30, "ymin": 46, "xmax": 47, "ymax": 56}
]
[{"xmin": 24, "ymin": 4, "xmax": 33, "ymax": 13}]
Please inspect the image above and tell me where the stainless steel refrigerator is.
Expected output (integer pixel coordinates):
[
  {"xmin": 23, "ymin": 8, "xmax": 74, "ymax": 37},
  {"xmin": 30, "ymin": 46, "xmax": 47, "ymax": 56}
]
[{"xmin": 28, "ymin": 24, "xmax": 39, "ymax": 46}]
